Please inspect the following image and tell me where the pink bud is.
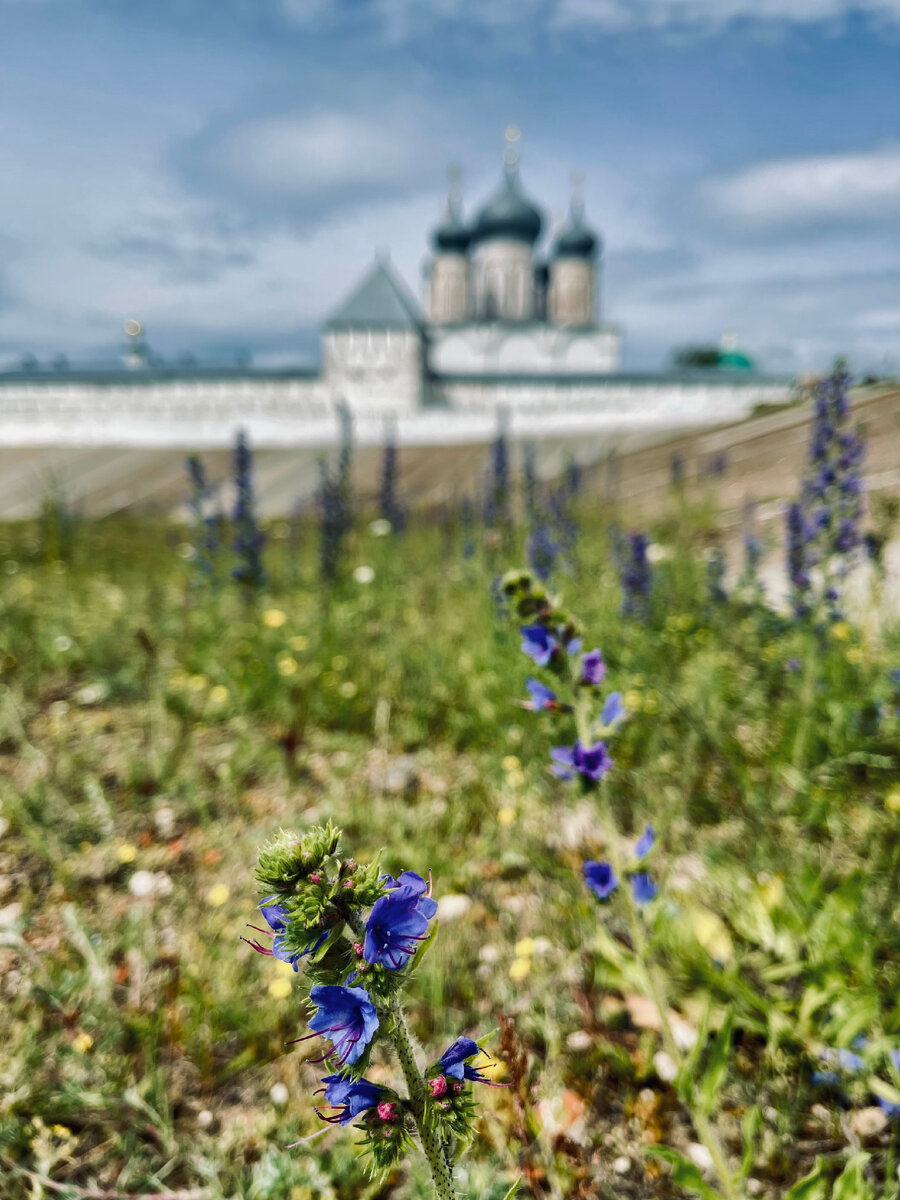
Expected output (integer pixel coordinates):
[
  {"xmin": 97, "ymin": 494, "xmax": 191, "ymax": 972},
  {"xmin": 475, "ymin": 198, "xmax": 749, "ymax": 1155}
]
[
  {"xmin": 428, "ymin": 1075, "xmax": 448, "ymax": 1098},
  {"xmin": 377, "ymin": 1101, "xmax": 397, "ymax": 1122},
  {"xmin": 343, "ymin": 860, "xmax": 357, "ymax": 874},
  {"xmin": 308, "ymin": 872, "xmax": 322, "ymax": 885},
  {"xmin": 353, "ymin": 942, "xmax": 364, "ymax": 957},
  {"xmin": 341, "ymin": 879, "xmax": 354, "ymax": 889}
]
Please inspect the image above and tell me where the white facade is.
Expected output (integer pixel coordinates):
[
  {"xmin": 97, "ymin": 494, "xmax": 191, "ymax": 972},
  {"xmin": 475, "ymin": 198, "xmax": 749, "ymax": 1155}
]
[
  {"xmin": 471, "ymin": 239, "xmax": 536, "ymax": 322},
  {"xmin": 323, "ymin": 328, "xmax": 422, "ymax": 411},
  {"xmin": 428, "ymin": 254, "xmax": 469, "ymax": 323},
  {"xmin": 548, "ymin": 257, "xmax": 595, "ymax": 327},
  {"xmin": 428, "ymin": 322, "xmax": 619, "ymax": 376}
]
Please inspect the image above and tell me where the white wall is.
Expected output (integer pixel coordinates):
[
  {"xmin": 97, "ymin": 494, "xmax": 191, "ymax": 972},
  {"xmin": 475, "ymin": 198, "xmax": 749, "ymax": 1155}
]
[{"xmin": 323, "ymin": 329, "xmax": 423, "ymax": 412}]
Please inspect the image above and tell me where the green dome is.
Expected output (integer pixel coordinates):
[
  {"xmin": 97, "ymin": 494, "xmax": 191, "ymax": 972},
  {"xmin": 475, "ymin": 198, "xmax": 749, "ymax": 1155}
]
[
  {"xmin": 554, "ymin": 206, "xmax": 599, "ymax": 259},
  {"xmin": 718, "ymin": 349, "xmax": 754, "ymax": 370},
  {"xmin": 473, "ymin": 166, "xmax": 542, "ymax": 245},
  {"xmin": 432, "ymin": 205, "xmax": 472, "ymax": 254}
]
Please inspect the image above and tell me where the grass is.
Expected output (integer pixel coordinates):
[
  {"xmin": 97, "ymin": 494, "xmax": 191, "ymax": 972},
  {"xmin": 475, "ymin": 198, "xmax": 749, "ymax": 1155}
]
[{"xmin": 0, "ymin": 504, "xmax": 899, "ymax": 1200}]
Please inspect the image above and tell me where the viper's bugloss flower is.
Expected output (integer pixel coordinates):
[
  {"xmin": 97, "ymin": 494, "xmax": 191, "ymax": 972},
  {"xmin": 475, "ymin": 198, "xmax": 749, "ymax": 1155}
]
[
  {"xmin": 317, "ymin": 1073, "xmax": 386, "ymax": 1125},
  {"xmin": 308, "ymin": 985, "xmax": 379, "ymax": 1066},
  {"xmin": 433, "ymin": 1037, "xmax": 493, "ymax": 1083},
  {"xmin": 242, "ymin": 897, "xmax": 327, "ymax": 970},
  {"xmin": 634, "ymin": 825, "xmax": 655, "ymax": 859},
  {"xmin": 580, "ymin": 649, "xmax": 606, "ymax": 686},
  {"xmin": 600, "ymin": 691, "xmax": 626, "ymax": 728},
  {"xmin": 583, "ymin": 860, "xmax": 618, "ymax": 901},
  {"xmin": 631, "ymin": 873, "xmax": 658, "ymax": 904},
  {"xmin": 520, "ymin": 624, "xmax": 557, "ymax": 666},
  {"xmin": 364, "ymin": 872, "xmax": 438, "ymax": 970},
  {"xmin": 525, "ymin": 677, "xmax": 556, "ymax": 711},
  {"xmin": 550, "ymin": 740, "xmax": 612, "ymax": 783}
]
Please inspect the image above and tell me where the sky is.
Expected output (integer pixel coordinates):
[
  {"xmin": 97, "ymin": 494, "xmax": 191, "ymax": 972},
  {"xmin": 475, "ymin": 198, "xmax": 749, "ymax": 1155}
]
[{"xmin": 1, "ymin": 0, "xmax": 899, "ymax": 373}]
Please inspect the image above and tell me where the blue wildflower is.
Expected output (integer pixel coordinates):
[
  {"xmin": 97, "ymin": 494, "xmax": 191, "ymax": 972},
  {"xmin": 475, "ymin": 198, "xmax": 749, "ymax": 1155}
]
[
  {"xmin": 630, "ymin": 873, "xmax": 658, "ymax": 904},
  {"xmin": 364, "ymin": 872, "xmax": 438, "ymax": 970},
  {"xmin": 307, "ymin": 985, "xmax": 379, "ymax": 1066},
  {"xmin": 600, "ymin": 691, "xmax": 626, "ymax": 728},
  {"xmin": 520, "ymin": 624, "xmax": 557, "ymax": 666},
  {"xmin": 634, "ymin": 825, "xmax": 655, "ymax": 859},
  {"xmin": 580, "ymin": 649, "xmax": 606, "ymax": 686},
  {"xmin": 525, "ymin": 677, "xmax": 557, "ymax": 711},
  {"xmin": 550, "ymin": 740, "xmax": 612, "ymax": 783},
  {"xmin": 583, "ymin": 860, "xmax": 618, "ymax": 901},
  {"xmin": 432, "ymin": 1037, "xmax": 493, "ymax": 1084},
  {"xmin": 242, "ymin": 897, "xmax": 327, "ymax": 970},
  {"xmin": 317, "ymin": 1073, "xmax": 387, "ymax": 1125}
]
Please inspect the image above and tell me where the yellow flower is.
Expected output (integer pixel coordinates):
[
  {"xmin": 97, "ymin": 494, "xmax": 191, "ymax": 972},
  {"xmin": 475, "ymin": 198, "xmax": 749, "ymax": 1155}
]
[
  {"xmin": 845, "ymin": 647, "xmax": 863, "ymax": 665},
  {"xmin": 498, "ymin": 807, "xmax": 516, "ymax": 827},
  {"xmin": 277, "ymin": 655, "xmax": 298, "ymax": 677},
  {"xmin": 624, "ymin": 689, "xmax": 642, "ymax": 712},
  {"xmin": 209, "ymin": 685, "xmax": 229, "ymax": 704},
  {"xmin": 52, "ymin": 1125, "xmax": 73, "ymax": 1139},
  {"xmin": 506, "ymin": 769, "xmax": 525, "ymax": 789},
  {"xmin": 332, "ymin": 654, "xmax": 348, "ymax": 671},
  {"xmin": 207, "ymin": 883, "xmax": 230, "ymax": 907},
  {"xmin": 187, "ymin": 674, "xmax": 208, "ymax": 693},
  {"xmin": 117, "ymin": 843, "xmax": 137, "ymax": 864},
  {"xmin": 268, "ymin": 977, "xmax": 293, "ymax": 1000},
  {"xmin": 515, "ymin": 937, "xmax": 535, "ymax": 958},
  {"xmin": 72, "ymin": 1032, "xmax": 93, "ymax": 1054},
  {"xmin": 501, "ymin": 755, "xmax": 521, "ymax": 773},
  {"xmin": 885, "ymin": 790, "xmax": 900, "ymax": 814},
  {"xmin": 289, "ymin": 635, "xmax": 309, "ymax": 652},
  {"xmin": 831, "ymin": 621, "xmax": 851, "ymax": 641},
  {"xmin": 339, "ymin": 681, "xmax": 358, "ymax": 699},
  {"xmin": 509, "ymin": 957, "xmax": 531, "ymax": 982},
  {"xmin": 263, "ymin": 609, "xmax": 287, "ymax": 629}
]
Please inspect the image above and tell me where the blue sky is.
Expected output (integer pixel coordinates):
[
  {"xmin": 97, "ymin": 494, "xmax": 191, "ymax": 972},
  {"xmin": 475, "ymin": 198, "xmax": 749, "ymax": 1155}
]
[{"xmin": 1, "ymin": 0, "xmax": 899, "ymax": 372}]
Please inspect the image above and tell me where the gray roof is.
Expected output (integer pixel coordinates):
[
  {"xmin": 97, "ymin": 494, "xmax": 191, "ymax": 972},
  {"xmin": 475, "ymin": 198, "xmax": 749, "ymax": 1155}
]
[{"xmin": 326, "ymin": 261, "xmax": 422, "ymax": 331}]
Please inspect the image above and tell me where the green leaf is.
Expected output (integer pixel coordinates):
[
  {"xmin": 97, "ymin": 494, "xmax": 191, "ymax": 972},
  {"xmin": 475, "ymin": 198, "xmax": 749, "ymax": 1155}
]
[
  {"xmin": 644, "ymin": 1146, "xmax": 721, "ymax": 1200},
  {"xmin": 831, "ymin": 1152, "xmax": 873, "ymax": 1200},
  {"xmin": 782, "ymin": 1159, "xmax": 827, "ymax": 1200},
  {"xmin": 739, "ymin": 1105, "xmax": 762, "ymax": 1180},
  {"xmin": 497, "ymin": 1178, "xmax": 523, "ymax": 1200},
  {"xmin": 698, "ymin": 1006, "xmax": 735, "ymax": 1115}
]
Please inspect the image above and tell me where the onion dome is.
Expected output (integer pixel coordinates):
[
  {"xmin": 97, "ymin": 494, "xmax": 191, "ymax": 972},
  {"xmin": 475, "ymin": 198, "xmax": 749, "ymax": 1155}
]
[
  {"xmin": 554, "ymin": 202, "xmax": 599, "ymax": 260},
  {"xmin": 432, "ymin": 203, "xmax": 472, "ymax": 254},
  {"xmin": 473, "ymin": 164, "xmax": 543, "ymax": 246}
]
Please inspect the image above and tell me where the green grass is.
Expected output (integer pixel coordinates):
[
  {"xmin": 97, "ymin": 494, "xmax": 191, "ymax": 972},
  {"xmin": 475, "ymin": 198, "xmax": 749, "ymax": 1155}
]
[{"xmin": 0, "ymin": 508, "xmax": 899, "ymax": 1200}]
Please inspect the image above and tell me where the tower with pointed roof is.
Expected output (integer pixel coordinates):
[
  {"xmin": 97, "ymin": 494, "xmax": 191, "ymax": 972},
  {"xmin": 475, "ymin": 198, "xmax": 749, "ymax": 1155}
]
[{"xmin": 323, "ymin": 257, "xmax": 424, "ymax": 410}]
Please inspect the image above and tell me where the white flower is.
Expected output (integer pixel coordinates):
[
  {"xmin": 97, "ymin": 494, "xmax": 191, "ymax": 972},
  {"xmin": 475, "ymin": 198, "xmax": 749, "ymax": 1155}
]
[
  {"xmin": 177, "ymin": 542, "xmax": 197, "ymax": 560},
  {"xmin": 270, "ymin": 1082, "xmax": 289, "ymax": 1107},
  {"xmin": 54, "ymin": 635, "xmax": 72, "ymax": 652},
  {"xmin": 353, "ymin": 565, "xmax": 375, "ymax": 584},
  {"xmin": 368, "ymin": 518, "xmax": 392, "ymax": 537},
  {"xmin": 437, "ymin": 894, "xmax": 471, "ymax": 922}
]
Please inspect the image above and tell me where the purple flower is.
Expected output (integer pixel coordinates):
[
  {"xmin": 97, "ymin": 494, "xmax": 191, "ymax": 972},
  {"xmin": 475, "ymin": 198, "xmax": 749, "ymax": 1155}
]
[
  {"xmin": 600, "ymin": 691, "xmax": 626, "ymax": 728},
  {"xmin": 580, "ymin": 649, "xmax": 606, "ymax": 686},
  {"xmin": 364, "ymin": 872, "xmax": 438, "ymax": 970},
  {"xmin": 634, "ymin": 825, "xmax": 655, "ymax": 859},
  {"xmin": 525, "ymin": 677, "xmax": 557, "ymax": 711},
  {"xmin": 631, "ymin": 873, "xmax": 658, "ymax": 904},
  {"xmin": 520, "ymin": 624, "xmax": 557, "ymax": 666},
  {"xmin": 308, "ymin": 985, "xmax": 379, "ymax": 1066},
  {"xmin": 242, "ymin": 897, "xmax": 327, "ymax": 971},
  {"xmin": 550, "ymin": 740, "xmax": 612, "ymax": 783},
  {"xmin": 317, "ymin": 1073, "xmax": 386, "ymax": 1125},
  {"xmin": 433, "ymin": 1037, "xmax": 493, "ymax": 1083},
  {"xmin": 584, "ymin": 860, "xmax": 618, "ymax": 901}
]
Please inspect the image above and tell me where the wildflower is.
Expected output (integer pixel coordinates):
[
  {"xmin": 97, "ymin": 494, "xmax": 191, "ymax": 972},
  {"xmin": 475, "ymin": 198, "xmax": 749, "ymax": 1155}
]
[
  {"xmin": 508, "ymin": 957, "xmax": 531, "ymax": 982},
  {"xmin": 600, "ymin": 691, "xmax": 626, "ymax": 728},
  {"xmin": 354, "ymin": 566, "xmax": 375, "ymax": 584},
  {"xmin": 634, "ymin": 825, "xmax": 655, "ymax": 859},
  {"xmin": 364, "ymin": 872, "xmax": 438, "ymax": 970},
  {"xmin": 498, "ymin": 807, "xmax": 516, "ymax": 826},
  {"xmin": 263, "ymin": 609, "xmax": 287, "ymax": 628},
  {"xmin": 117, "ymin": 843, "xmax": 137, "ymax": 864},
  {"xmin": 316, "ymin": 1073, "xmax": 387, "ymax": 1125},
  {"xmin": 631, "ymin": 873, "xmax": 658, "ymax": 904},
  {"xmin": 209, "ymin": 685, "xmax": 229, "ymax": 704},
  {"xmin": 72, "ymin": 1031, "xmax": 93, "ymax": 1054},
  {"xmin": 433, "ymin": 1037, "xmax": 494, "ymax": 1084},
  {"xmin": 580, "ymin": 649, "xmax": 606, "ymax": 686},
  {"xmin": 242, "ymin": 897, "xmax": 328, "ymax": 970},
  {"xmin": 207, "ymin": 883, "xmax": 230, "ymax": 907},
  {"xmin": 619, "ymin": 532, "xmax": 653, "ymax": 618},
  {"xmin": 583, "ymin": 860, "xmax": 618, "ymax": 901},
  {"xmin": 232, "ymin": 430, "xmax": 266, "ymax": 590},
  {"xmin": 550, "ymin": 740, "xmax": 612, "ymax": 783},
  {"xmin": 520, "ymin": 624, "xmax": 557, "ymax": 666},
  {"xmin": 525, "ymin": 677, "xmax": 556, "ymax": 710},
  {"xmin": 307, "ymin": 985, "xmax": 379, "ymax": 1066}
]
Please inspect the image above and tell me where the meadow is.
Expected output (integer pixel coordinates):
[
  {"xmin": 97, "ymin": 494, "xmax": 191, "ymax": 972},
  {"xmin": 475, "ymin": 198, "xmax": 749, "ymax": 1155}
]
[{"xmin": 1, "ymin": 438, "xmax": 900, "ymax": 1200}]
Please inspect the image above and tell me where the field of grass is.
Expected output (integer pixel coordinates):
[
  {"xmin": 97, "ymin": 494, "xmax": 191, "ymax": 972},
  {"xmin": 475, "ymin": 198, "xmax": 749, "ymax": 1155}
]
[{"xmin": 1, "ymin": 503, "xmax": 899, "ymax": 1200}]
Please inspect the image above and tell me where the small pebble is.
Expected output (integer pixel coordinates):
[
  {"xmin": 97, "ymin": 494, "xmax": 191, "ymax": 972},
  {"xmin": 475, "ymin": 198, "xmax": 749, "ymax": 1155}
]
[
  {"xmin": 613, "ymin": 1155, "xmax": 632, "ymax": 1175},
  {"xmin": 270, "ymin": 1082, "xmax": 289, "ymax": 1107},
  {"xmin": 653, "ymin": 1050, "xmax": 677, "ymax": 1082},
  {"xmin": 687, "ymin": 1142, "xmax": 715, "ymax": 1176}
]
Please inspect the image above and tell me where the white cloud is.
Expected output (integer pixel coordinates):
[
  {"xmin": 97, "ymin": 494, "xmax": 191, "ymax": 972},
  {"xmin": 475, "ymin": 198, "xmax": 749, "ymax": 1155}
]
[
  {"xmin": 552, "ymin": 0, "xmax": 900, "ymax": 32},
  {"xmin": 705, "ymin": 146, "xmax": 900, "ymax": 225}
]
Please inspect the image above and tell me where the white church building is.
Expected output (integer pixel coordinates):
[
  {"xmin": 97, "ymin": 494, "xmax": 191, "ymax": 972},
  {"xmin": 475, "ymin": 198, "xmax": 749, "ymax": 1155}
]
[{"xmin": 0, "ymin": 135, "xmax": 793, "ymax": 515}]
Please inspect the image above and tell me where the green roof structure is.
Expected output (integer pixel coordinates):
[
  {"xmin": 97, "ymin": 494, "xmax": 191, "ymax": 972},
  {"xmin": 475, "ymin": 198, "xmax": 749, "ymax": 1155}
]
[{"xmin": 326, "ymin": 260, "xmax": 422, "ymax": 331}]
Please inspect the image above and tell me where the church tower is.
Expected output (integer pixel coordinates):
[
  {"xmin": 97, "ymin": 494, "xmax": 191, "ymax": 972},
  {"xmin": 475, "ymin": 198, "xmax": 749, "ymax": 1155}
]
[
  {"xmin": 428, "ymin": 167, "xmax": 471, "ymax": 324},
  {"xmin": 548, "ymin": 179, "xmax": 600, "ymax": 328},
  {"xmin": 470, "ymin": 127, "xmax": 543, "ymax": 322}
]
